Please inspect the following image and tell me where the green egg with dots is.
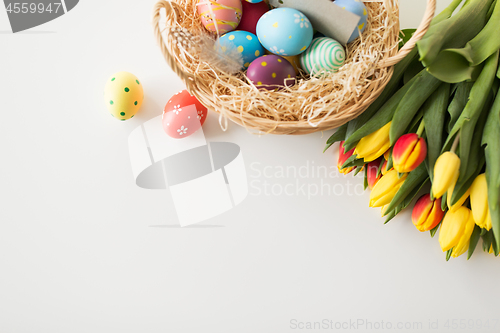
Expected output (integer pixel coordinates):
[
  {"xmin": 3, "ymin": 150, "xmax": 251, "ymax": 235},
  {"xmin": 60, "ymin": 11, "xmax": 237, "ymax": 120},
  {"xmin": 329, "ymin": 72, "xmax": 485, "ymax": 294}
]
[{"xmin": 104, "ymin": 71, "xmax": 144, "ymax": 121}]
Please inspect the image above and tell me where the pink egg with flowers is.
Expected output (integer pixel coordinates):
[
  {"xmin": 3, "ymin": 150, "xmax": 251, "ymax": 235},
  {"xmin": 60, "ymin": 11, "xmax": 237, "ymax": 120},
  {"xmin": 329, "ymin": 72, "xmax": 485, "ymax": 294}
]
[
  {"xmin": 162, "ymin": 90, "xmax": 208, "ymax": 139},
  {"xmin": 197, "ymin": 0, "xmax": 243, "ymax": 34}
]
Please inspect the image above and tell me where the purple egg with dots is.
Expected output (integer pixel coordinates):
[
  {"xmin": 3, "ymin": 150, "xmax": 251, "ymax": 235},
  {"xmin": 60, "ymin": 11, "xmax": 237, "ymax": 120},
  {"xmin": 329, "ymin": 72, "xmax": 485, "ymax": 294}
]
[{"xmin": 247, "ymin": 55, "xmax": 296, "ymax": 90}]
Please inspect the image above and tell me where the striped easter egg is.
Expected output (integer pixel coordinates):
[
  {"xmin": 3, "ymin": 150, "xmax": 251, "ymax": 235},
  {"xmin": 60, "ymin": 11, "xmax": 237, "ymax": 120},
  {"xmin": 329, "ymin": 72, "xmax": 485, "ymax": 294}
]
[{"xmin": 300, "ymin": 37, "xmax": 345, "ymax": 77}]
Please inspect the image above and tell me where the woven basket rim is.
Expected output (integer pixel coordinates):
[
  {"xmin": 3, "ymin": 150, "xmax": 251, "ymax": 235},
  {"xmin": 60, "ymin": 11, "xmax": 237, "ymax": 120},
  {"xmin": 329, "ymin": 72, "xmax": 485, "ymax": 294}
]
[{"xmin": 153, "ymin": 0, "xmax": 436, "ymax": 135}]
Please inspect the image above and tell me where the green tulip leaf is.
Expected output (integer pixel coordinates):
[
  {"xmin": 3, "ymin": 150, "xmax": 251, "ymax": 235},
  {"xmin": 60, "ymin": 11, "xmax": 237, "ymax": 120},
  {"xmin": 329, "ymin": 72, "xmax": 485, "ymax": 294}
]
[
  {"xmin": 430, "ymin": 223, "xmax": 440, "ymax": 238},
  {"xmin": 389, "ymin": 71, "xmax": 442, "ymax": 144},
  {"xmin": 441, "ymin": 192, "xmax": 448, "ymax": 211},
  {"xmin": 443, "ymin": 51, "xmax": 499, "ymax": 177},
  {"xmin": 482, "ymin": 84, "xmax": 500, "ymax": 249},
  {"xmin": 467, "ymin": 225, "xmax": 482, "ymax": 260},
  {"xmin": 482, "ymin": 230, "xmax": 494, "ymax": 253},
  {"xmin": 341, "ymin": 155, "xmax": 365, "ymax": 169},
  {"xmin": 450, "ymin": 156, "xmax": 484, "ymax": 206},
  {"xmin": 343, "ymin": 72, "xmax": 420, "ymax": 150},
  {"xmin": 376, "ymin": 158, "xmax": 385, "ymax": 178},
  {"xmin": 324, "ymin": 123, "xmax": 348, "ymax": 152},
  {"xmin": 426, "ymin": 0, "xmax": 500, "ymax": 83},
  {"xmin": 423, "ymin": 84, "xmax": 450, "ymax": 182},
  {"xmin": 353, "ymin": 165, "xmax": 364, "ymax": 176},
  {"xmin": 384, "ymin": 163, "xmax": 428, "ymax": 214},
  {"xmin": 447, "ymin": 82, "xmax": 474, "ymax": 132},
  {"xmin": 403, "ymin": 54, "xmax": 425, "ymax": 85},
  {"xmin": 399, "ymin": 29, "xmax": 416, "ymax": 50},
  {"xmin": 417, "ymin": 0, "xmax": 494, "ymax": 68},
  {"xmin": 343, "ymin": 49, "xmax": 419, "ymax": 152},
  {"xmin": 446, "ymin": 248, "xmax": 453, "ymax": 261},
  {"xmin": 430, "ymin": 0, "xmax": 465, "ymax": 25},
  {"xmin": 386, "ymin": 147, "xmax": 394, "ymax": 171}
]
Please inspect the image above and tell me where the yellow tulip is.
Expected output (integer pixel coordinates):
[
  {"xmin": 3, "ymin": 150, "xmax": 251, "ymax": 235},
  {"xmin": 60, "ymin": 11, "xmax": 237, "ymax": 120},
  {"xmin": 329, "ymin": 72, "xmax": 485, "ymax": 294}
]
[
  {"xmin": 369, "ymin": 169, "xmax": 407, "ymax": 208},
  {"xmin": 354, "ymin": 122, "xmax": 392, "ymax": 162},
  {"xmin": 432, "ymin": 151, "xmax": 461, "ymax": 198},
  {"xmin": 438, "ymin": 206, "xmax": 475, "ymax": 258},
  {"xmin": 381, "ymin": 204, "xmax": 390, "ymax": 217},
  {"xmin": 446, "ymin": 183, "xmax": 470, "ymax": 213},
  {"xmin": 470, "ymin": 174, "xmax": 492, "ymax": 230}
]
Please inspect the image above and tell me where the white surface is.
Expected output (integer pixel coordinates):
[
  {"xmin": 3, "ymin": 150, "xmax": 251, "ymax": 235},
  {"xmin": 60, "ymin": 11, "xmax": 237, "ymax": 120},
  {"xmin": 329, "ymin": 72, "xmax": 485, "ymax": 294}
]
[{"xmin": 1, "ymin": 1, "xmax": 498, "ymax": 333}]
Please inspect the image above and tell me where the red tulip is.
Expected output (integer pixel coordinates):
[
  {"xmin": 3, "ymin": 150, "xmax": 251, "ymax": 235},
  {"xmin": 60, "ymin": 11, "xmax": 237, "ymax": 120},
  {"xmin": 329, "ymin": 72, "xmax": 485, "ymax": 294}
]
[
  {"xmin": 338, "ymin": 141, "xmax": 356, "ymax": 174},
  {"xmin": 412, "ymin": 194, "xmax": 445, "ymax": 232},
  {"xmin": 366, "ymin": 158, "xmax": 382, "ymax": 189},
  {"xmin": 393, "ymin": 133, "xmax": 427, "ymax": 173}
]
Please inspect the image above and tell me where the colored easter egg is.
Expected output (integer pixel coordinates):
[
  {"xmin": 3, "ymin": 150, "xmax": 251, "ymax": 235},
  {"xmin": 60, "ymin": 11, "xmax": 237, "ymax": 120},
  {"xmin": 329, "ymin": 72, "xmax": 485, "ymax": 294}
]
[
  {"xmin": 247, "ymin": 55, "xmax": 296, "ymax": 90},
  {"xmin": 218, "ymin": 31, "xmax": 265, "ymax": 69},
  {"xmin": 245, "ymin": 0, "xmax": 263, "ymax": 3},
  {"xmin": 334, "ymin": 0, "xmax": 368, "ymax": 43},
  {"xmin": 282, "ymin": 55, "xmax": 302, "ymax": 75},
  {"xmin": 300, "ymin": 37, "xmax": 345, "ymax": 76},
  {"xmin": 197, "ymin": 0, "xmax": 243, "ymax": 34},
  {"xmin": 237, "ymin": 0, "xmax": 269, "ymax": 35},
  {"xmin": 162, "ymin": 90, "xmax": 208, "ymax": 139},
  {"xmin": 104, "ymin": 71, "xmax": 144, "ymax": 121},
  {"xmin": 256, "ymin": 8, "xmax": 313, "ymax": 56}
]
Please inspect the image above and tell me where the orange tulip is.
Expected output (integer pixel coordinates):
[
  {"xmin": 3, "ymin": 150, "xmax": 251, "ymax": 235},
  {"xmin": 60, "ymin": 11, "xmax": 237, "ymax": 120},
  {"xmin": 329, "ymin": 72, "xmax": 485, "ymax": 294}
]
[
  {"xmin": 412, "ymin": 194, "xmax": 445, "ymax": 232},
  {"xmin": 392, "ymin": 133, "xmax": 427, "ymax": 173}
]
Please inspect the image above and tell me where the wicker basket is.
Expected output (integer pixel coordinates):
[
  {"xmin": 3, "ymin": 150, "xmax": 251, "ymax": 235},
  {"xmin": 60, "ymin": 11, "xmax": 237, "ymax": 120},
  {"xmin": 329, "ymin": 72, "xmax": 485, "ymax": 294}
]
[{"xmin": 153, "ymin": 0, "xmax": 436, "ymax": 135}]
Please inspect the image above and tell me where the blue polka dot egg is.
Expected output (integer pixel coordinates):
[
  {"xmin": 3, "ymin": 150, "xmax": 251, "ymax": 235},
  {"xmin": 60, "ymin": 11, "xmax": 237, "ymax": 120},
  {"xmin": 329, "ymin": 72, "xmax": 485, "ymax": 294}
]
[
  {"xmin": 218, "ymin": 31, "xmax": 265, "ymax": 70},
  {"xmin": 334, "ymin": 0, "xmax": 368, "ymax": 43},
  {"xmin": 256, "ymin": 8, "xmax": 313, "ymax": 57}
]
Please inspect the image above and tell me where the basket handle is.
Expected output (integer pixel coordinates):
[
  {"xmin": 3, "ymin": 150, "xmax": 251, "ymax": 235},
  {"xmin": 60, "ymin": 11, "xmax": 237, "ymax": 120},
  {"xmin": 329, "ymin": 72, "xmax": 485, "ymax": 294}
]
[
  {"xmin": 377, "ymin": 0, "xmax": 436, "ymax": 68},
  {"xmin": 153, "ymin": 0, "xmax": 194, "ymax": 84}
]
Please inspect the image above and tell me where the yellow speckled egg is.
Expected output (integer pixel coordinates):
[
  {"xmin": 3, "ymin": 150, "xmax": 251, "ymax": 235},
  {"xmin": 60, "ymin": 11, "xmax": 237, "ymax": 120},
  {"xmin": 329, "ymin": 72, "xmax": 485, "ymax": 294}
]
[{"xmin": 104, "ymin": 72, "xmax": 144, "ymax": 121}]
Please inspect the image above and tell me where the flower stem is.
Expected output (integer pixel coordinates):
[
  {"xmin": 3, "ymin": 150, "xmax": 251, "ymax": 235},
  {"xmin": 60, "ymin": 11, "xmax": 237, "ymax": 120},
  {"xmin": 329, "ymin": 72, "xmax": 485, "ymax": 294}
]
[
  {"xmin": 416, "ymin": 120, "xmax": 425, "ymax": 137},
  {"xmin": 451, "ymin": 131, "xmax": 460, "ymax": 153}
]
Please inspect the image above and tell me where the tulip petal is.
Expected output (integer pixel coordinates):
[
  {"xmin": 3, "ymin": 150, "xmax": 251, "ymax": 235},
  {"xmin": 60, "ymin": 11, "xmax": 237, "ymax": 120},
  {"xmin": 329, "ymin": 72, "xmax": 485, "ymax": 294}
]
[
  {"xmin": 439, "ymin": 207, "xmax": 470, "ymax": 252},
  {"xmin": 432, "ymin": 151, "xmax": 461, "ymax": 198},
  {"xmin": 412, "ymin": 194, "xmax": 434, "ymax": 227},
  {"xmin": 447, "ymin": 184, "xmax": 470, "ymax": 213},
  {"xmin": 403, "ymin": 138, "xmax": 427, "ymax": 172},
  {"xmin": 421, "ymin": 199, "xmax": 445, "ymax": 231},
  {"xmin": 451, "ymin": 212, "xmax": 476, "ymax": 258},
  {"xmin": 369, "ymin": 169, "xmax": 407, "ymax": 207},
  {"xmin": 355, "ymin": 122, "xmax": 392, "ymax": 162},
  {"xmin": 393, "ymin": 134, "xmax": 418, "ymax": 172},
  {"xmin": 470, "ymin": 174, "xmax": 490, "ymax": 228},
  {"xmin": 393, "ymin": 134, "xmax": 428, "ymax": 173},
  {"xmin": 413, "ymin": 194, "xmax": 444, "ymax": 232}
]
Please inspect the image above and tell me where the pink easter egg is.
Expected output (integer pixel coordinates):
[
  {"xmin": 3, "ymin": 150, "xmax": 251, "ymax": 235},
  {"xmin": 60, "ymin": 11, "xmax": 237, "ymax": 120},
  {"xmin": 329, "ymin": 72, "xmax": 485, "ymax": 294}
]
[
  {"xmin": 162, "ymin": 90, "xmax": 208, "ymax": 139},
  {"xmin": 197, "ymin": 0, "xmax": 243, "ymax": 34}
]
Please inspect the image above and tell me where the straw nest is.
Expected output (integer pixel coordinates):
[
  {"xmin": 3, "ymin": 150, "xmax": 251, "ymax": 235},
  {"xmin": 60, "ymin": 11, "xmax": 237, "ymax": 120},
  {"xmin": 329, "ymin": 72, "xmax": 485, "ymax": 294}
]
[{"xmin": 153, "ymin": 0, "xmax": 435, "ymax": 134}]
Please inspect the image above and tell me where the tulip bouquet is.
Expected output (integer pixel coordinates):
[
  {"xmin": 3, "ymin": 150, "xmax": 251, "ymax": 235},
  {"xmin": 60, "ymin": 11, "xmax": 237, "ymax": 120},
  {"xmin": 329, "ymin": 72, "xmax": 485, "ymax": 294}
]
[{"xmin": 325, "ymin": 0, "xmax": 500, "ymax": 260}]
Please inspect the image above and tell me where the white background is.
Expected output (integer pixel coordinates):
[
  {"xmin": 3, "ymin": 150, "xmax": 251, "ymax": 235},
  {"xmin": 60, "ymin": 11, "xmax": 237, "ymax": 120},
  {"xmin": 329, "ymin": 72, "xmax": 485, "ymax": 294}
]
[{"xmin": 2, "ymin": 1, "xmax": 499, "ymax": 332}]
